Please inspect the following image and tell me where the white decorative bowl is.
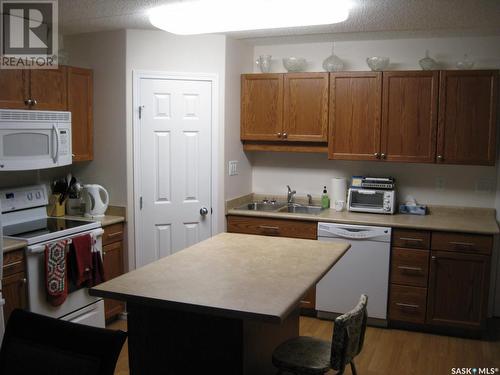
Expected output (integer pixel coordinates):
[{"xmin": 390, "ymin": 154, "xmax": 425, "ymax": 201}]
[
  {"xmin": 366, "ymin": 56, "xmax": 390, "ymax": 71},
  {"xmin": 283, "ymin": 57, "xmax": 307, "ymax": 72}
]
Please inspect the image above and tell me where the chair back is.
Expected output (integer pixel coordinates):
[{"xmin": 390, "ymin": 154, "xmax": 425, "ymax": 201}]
[
  {"xmin": 0, "ymin": 309, "xmax": 127, "ymax": 375},
  {"xmin": 330, "ymin": 294, "xmax": 368, "ymax": 374}
]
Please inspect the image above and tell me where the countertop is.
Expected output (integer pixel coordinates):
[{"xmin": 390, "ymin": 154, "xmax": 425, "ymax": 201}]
[
  {"xmin": 90, "ymin": 232, "xmax": 350, "ymax": 323},
  {"xmin": 2, "ymin": 238, "xmax": 27, "ymax": 253},
  {"xmin": 227, "ymin": 195, "xmax": 499, "ymax": 235}
]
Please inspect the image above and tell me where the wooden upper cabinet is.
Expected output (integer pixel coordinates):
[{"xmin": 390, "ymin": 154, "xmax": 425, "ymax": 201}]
[
  {"xmin": 30, "ymin": 66, "xmax": 68, "ymax": 110},
  {"xmin": 328, "ymin": 72, "xmax": 382, "ymax": 160},
  {"xmin": 381, "ymin": 71, "xmax": 438, "ymax": 163},
  {"xmin": 241, "ymin": 74, "xmax": 283, "ymax": 141},
  {"xmin": 283, "ymin": 73, "xmax": 329, "ymax": 141},
  {"xmin": 0, "ymin": 70, "xmax": 30, "ymax": 109},
  {"xmin": 68, "ymin": 67, "xmax": 93, "ymax": 161},
  {"xmin": 437, "ymin": 70, "xmax": 497, "ymax": 165}
]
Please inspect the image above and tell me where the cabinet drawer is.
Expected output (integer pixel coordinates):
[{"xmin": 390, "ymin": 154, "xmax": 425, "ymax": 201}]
[
  {"xmin": 431, "ymin": 232, "xmax": 492, "ymax": 255},
  {"xmin": 392, "ymin": 229, "xmax": 430, "ymax": 249},
  {"xmin": 389, "ymin": 284, "xmax": 427, "ymax": 324},
  {"xmin": 391, "ymin": 247, "xmax": 429, "ymax": 287},
  {"xmin": 103, "ymin": 223, "xmax": 124, "ymax": 245},
  {"xmin": 3, "ymin": 249, "xmax": 25, "ymax": 277},
  {"xmin": 227, "ymin": 216, "xmax": 317, "ymax": 239}
]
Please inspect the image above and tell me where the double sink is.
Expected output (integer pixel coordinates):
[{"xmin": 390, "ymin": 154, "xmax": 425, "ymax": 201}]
[{"xmin": 236, "ymin": 201, "xmax": 325, "ymax": 215}]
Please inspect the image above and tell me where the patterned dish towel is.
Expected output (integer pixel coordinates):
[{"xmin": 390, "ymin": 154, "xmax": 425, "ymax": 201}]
[{"xmin": 45, "ymin": 240, "xmax": 68, "ymax": 306}]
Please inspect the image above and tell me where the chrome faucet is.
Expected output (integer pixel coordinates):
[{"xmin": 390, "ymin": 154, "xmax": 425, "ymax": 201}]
[
  {"xmin": 286, "ymin": 185, "xmax": 296, "ymax": 204},
  {"xmin": 307, "ymin": 194, "xmax": 313, "ymax": 205}
]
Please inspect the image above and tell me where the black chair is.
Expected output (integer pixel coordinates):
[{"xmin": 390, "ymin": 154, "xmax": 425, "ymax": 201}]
[
  {"xmin": 0, "ymin": 309, "xmax": 127, "ymax": 375},
  {"xmin": 272, "ymin": 294, "xmax": 368, "ymax": 375}
]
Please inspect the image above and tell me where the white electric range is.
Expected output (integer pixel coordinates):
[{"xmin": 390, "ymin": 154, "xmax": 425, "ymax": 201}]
[{"xmin": 0, "ymin": 185, "xmax": 105, "ymax": 328}]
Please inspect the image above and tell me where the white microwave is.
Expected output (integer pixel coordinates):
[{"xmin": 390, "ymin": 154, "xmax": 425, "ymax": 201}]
[
  {"xmin": 0, "ymin": 109, "xmax": 72, "ymax": 171},
  {"xmin": 348, "ymin": 188, "xmax": 396, "ymax": 214}
]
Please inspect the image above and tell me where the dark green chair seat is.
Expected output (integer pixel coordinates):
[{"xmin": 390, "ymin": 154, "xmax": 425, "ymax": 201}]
[
  {"xmin": 272, "ymin": 336, "xmax": 332, "ymax": 374},
  {"xmin": 272, "ymin": 294, "xmax": 368, "ymax": 375}
]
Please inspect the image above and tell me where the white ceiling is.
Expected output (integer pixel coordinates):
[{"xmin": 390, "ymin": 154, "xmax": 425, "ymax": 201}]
[{"xmin": 60, "ymin": 0, "xmax": 500, "ymax": 40}]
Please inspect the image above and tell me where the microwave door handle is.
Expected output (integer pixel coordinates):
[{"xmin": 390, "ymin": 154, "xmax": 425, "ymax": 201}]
[{"xmin": 52, "ymin": 124, "xmax": 60, "ymax": 163}]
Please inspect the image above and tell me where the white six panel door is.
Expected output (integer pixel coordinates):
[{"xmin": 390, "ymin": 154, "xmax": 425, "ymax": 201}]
[{"xmin": 137, "ymin": 78, "xmax": 212, "ymax": 267}]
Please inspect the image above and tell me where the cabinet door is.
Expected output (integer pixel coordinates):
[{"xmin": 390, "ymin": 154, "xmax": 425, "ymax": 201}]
[
  {"xmin": 328, "ymin": 72, "xmax": 382, "ymax": 160},
  {"xmin": 437, "ymin": 70, "xmax": 497, "ymax": 165},
  {"xmin": 0, "ymin": 70, "xmax": 30, "ymax": 109},
  {"xmin": 29, "ymin": 66, "xmax": 68, "ymax": 110},
  {"xmin": 2, "ymin": 272, "xmax": 28, "ymax": 323},
  {"xmin": 426, "ymin": 251, "xmax": 490, "ymax": 329},
  {"xmin": 284, "ymin": 73, "xmax": 329, "ymax": 142},
  {"xmin": 381, "ymin": 71, "xmax": 438, "ymax": 163},
  {"xmin": 241, "ymin": 74, "xmax": 283, "ymax": 141},
  {"xmin": 103, "ymin": 240, "xmax": 125, "ymax": 320},
  {"xmin": 68, "ymin": 66, "xmax": 93, "ymax": 161}
]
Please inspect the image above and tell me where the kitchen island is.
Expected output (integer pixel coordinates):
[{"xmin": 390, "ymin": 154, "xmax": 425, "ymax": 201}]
[{"xmin": 90, "ymin": 232, "xmax": 349, "ymax": 375}]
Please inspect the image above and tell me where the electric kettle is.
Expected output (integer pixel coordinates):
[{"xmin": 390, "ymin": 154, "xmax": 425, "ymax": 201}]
[{"xmin": 83, "ymin": 184, "xmax": 109, "ymax": 218}]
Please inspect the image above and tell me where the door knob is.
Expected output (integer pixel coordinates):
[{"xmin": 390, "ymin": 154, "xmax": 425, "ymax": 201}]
[{"xmin": 200, "ymin": 207, "xmax": 209, "ymax": 216}]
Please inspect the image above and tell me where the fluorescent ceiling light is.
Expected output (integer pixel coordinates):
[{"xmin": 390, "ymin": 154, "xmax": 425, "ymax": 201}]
[{"xmin": 149, "ymin": 0, "xmax": 350, "ymax": 35}]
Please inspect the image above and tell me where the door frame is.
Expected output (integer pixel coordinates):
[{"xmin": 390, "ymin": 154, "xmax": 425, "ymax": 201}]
[{"xmin": 132, "ymin": 71, "xmax": 220, "ymax": 266}]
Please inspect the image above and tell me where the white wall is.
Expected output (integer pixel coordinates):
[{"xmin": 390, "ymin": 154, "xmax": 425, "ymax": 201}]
[
  {"xmin": 65, "ymin": 30, "xmax": 127, "ymax": 206},
  {"xmin": 224, "ymin": 38, "xmax": 253, "ymax": 201},
  {"xmin": 250, "ymin": 35, "xmax": 500, "ymax": 207},
  {"xmin": 125, "ymin": 29, "xmax": 228, "ymax": 269},
  {"xmin": 253, "ymin": 35, "xmax": 500, "ymax": 72}
]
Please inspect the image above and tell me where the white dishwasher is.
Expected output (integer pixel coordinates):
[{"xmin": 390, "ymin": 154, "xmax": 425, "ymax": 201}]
[{"xmin": 317, "ymin": 222, "xmax": 391, "ymax": 326}]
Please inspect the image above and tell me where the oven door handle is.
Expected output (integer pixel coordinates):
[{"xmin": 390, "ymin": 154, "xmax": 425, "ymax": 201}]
[{"xmin": 26, "ymin": 228, "xmax": 104, "ymax": 255}]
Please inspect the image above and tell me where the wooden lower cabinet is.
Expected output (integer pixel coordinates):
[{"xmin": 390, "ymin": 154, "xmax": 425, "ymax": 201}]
[
  {"xmin": 389, "ymin": 229, "xmax": 493, "ymax": 333},
  {"xmin": 426, "ymin": 250, "xmax": 490, "ymax": 329},
  {"xmin": 2, "ymin": 249, "xmax": 28, "ymax": 323},
  {"xmin": 227, "ymin": 215, "xmax": 317, "ymax": 310},
  {"xmin": 102, "ymin": 223, "xmax": 126, "ymax": 320}
]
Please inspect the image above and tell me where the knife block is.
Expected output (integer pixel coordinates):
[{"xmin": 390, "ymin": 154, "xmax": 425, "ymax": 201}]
[{"xmin": 47, "ymin": 194, "xmax": 65, "ymax": 217}]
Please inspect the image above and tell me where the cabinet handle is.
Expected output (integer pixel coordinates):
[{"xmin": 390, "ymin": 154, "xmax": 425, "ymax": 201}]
[
  {"xmin": 32, "ymin": 99, "xmax": 38, "ymax": 105},
  {"xmin": 397, "ymin": 265, "xmax": 423, "ymax": 272},
  {"xmin": 258, "ymin": 225, "xmax": 280, "ymax": 233},
  {"xmin": 72, "ymin": 153, "xmax": 76, "ymax": 158},
  {"xmin": 21, "ymin": 278, "xmax": 27, "ymax": 285},
  {"xmin": 381, "ymin": 153, "xmax": 386, "ymax": 159},
  {"xmin": 300, "ymin": 300, "xmax": 311, "ymax": 305},
  {"xmin": 107, "ymin": 232, "xmax": 123, "ymax": 238},
  {"xmin": 277, "ymin": 132, "xmax": 282, "ymax": 138},
  {"xmin": 437, "ymin": 155, "xmax": 443, "ymax": 161},
  {"xmin": 24, "ymin": 99, "xmax": 32, "ymax": 105},
  {"xmin": 449, "ymin": 241, "xmax": 475, "ymax": 248},
  {"xmin": 431, "ymin": 255, "xmax": 437, "ymax": 261},
  {"xmin": 103, "ymin": 251, "xmax": 107, "ymax": 256},
  {"xmin": 400, "ymin": 237, "xmax": 423, "ymax": 243},
  {"xmin": 396, "ymin": 302, "xmax": 419, "ymax": 309},
  {"xmin": 373, "ymin": 152, "xmax": 380, "ymax": 158},
  {"xmin": 282, "ymin": 132, "xmax": 288, "ymax": 139}
]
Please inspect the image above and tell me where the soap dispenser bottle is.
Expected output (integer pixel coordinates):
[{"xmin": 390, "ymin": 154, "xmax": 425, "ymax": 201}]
[{"xmin": 321, "ymin": 186, "xmax": 330, "ymax": 209}]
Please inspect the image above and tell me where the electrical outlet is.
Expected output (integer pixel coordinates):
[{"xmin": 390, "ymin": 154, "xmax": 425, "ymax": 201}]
[
  {"xmin": 475, "ymin": 178, "xmax": 493, "ymax": 193},
  {"xmin": 228, "ymin": 160, "xmax": 238, "ymax": 176},
  {"xmin": 435, "ymin": 176, "xmax": 445, "ymax": 191}
]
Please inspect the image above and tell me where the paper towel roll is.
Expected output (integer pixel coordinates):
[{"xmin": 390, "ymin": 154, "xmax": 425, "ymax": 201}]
[{"xmin": 331, "ymin": 177, "xmax": 347, "ymax": 203}]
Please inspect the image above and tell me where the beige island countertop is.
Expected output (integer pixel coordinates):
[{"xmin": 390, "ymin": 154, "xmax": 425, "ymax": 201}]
[
  {"xmin": 91, "ymin": 232, "xmax": 349, "ymax": 323},
  {"xmin": 227, "ymin": 195, "xmax": 499, "ymax": 235}
]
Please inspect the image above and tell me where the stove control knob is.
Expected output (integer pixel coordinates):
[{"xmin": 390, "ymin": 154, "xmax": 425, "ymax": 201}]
[
  {"xmin": 27, "ymin": 193, "xmax": 33, "ymax": 200},
  {"xmin": 36, "ymin": 191, "xmax": 41, "ymax": 199}
]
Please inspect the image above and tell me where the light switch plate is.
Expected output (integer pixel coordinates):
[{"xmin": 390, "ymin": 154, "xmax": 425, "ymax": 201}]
[
  {"xmin": 228, "ymin": 160, "xmax": 238, "ymax": 176},
  {"xmin": 435, "ymin": 176, "xmax": 445, "ymax": 191}
]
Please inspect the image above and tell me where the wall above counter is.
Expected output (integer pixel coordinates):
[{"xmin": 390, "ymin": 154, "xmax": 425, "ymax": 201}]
[{"xmin": 241, "ymin": 70, "xmax": 498, "ymax": 166}]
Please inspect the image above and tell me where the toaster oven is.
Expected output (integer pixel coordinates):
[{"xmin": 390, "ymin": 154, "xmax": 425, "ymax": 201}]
[{"xmin": 347, "ymin": 188, "xmax": 396, "ymax": 214}]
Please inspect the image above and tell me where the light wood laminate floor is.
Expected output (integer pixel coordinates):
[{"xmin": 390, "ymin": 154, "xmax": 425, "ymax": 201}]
[{"xmin": 108, "ymin": 317, "xmax": 500, "ymax": 375}]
